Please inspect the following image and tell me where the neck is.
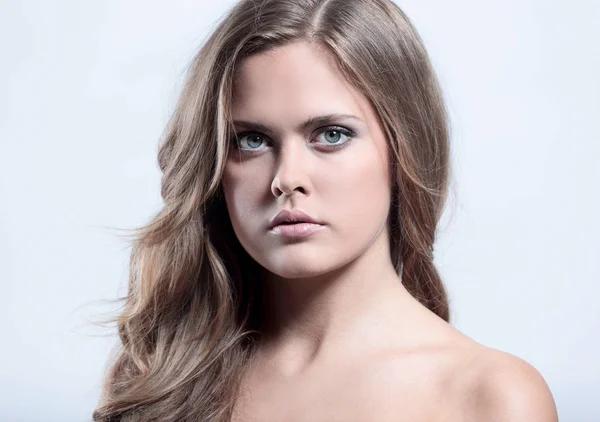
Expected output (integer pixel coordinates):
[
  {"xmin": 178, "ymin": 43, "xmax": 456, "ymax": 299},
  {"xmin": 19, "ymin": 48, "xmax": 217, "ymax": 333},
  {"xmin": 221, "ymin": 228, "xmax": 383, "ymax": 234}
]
[{"xmin": 255, "ymin": 228, "xmax": 417, "ymax": 375}]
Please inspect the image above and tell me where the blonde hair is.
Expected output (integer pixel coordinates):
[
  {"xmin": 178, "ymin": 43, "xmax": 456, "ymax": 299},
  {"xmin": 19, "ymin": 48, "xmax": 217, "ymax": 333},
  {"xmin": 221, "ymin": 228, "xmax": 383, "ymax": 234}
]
[{"xmin": 93, "ymin": 0, "xmax": 452, "ymax": 420}]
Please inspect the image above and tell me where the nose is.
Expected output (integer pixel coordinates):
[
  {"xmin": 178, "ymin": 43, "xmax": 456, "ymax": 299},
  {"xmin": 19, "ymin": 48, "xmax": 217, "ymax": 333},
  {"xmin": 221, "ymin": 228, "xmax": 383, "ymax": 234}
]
[{"xmin": 270, "ymin": 140, "xmax": 309, "ymax": 198}]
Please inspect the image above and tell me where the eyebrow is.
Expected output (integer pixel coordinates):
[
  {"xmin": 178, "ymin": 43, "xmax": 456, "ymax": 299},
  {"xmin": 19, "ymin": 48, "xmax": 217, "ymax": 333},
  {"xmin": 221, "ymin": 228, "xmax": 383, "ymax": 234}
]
[{"xmin": 232, "ymin": 113, "xmax": 363, "ymax": 134}]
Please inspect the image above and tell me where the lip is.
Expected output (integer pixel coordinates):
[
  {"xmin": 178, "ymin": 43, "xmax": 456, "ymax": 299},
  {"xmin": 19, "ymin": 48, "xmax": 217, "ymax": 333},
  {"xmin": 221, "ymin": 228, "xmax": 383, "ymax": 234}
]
[
  {"xmin": 269, "ymin": 209, "xmax": 324, "ymax": 229},
  {"xmin": 269, "ymin": 222, "xmax": 326, "ymax": 238}
]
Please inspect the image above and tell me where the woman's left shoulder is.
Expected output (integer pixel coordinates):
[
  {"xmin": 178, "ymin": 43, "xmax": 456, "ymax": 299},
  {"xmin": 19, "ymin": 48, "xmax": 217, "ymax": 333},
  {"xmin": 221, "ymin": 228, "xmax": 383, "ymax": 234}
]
[{"xmin": 447, "ymin": 343, "xmax": 559, "ymax": 422}]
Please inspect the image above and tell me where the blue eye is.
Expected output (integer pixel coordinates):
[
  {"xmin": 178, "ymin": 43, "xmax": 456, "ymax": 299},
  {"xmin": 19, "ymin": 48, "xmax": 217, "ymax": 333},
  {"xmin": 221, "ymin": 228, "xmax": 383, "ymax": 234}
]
[
  {"xmin": 231, "ymin": 125, "xmax": 356, "ymax": 152},
  {"xmin": 232, "ymin": 133, "xmax": 266, "ymax": 150},
  {"xmin": 314, "ymin": 126, "xmax": 355, "ymax": 149}
]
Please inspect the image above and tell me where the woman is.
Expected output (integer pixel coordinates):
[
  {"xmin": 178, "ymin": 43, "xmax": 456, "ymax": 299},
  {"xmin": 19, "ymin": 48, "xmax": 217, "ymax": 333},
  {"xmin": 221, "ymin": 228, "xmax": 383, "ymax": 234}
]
[{"xmin": 93, "ymin": 0, "xmax": 558, "ymax": 420}]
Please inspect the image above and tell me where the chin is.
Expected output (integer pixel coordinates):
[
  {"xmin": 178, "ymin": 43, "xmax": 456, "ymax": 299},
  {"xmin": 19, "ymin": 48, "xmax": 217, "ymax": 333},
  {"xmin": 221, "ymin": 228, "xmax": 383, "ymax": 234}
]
[
  {"xmin": 266, "ymin": 263, "xmax": 331, "ymax": 279},
  {"xmin": 259, "ymin": 249, "xmax": 353, "ymax": 280}
]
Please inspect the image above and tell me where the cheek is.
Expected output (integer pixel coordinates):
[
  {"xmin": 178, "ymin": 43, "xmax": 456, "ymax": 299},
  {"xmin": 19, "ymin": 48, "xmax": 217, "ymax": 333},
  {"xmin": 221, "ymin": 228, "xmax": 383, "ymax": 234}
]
[
  {"xmin": 323, "ymin": 151, "xmax": 390, "ymax": 226},
  {"xmin": 221, "ymin": 162, "xmax": 268, "ymax": 227}
]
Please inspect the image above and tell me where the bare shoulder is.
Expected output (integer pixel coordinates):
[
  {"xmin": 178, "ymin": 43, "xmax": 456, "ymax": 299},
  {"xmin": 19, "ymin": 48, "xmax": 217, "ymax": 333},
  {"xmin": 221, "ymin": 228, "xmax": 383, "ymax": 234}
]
[{"xmin": 448, "ymin": 344, "xmax": 559, "ymax": 422}]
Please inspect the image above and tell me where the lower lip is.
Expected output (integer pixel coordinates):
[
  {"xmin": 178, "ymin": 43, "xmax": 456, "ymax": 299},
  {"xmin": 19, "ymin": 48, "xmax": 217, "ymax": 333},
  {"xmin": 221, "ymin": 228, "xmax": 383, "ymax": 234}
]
[{"xmin": 269, "ymin": 223, "xmax": 325, "ymax": 238}]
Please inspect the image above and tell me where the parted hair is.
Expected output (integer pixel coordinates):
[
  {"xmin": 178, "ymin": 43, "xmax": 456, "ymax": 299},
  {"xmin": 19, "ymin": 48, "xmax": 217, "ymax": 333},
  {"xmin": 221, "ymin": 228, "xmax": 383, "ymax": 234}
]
[{"xmin": 92, "ymin": 0, "xmax": 452, "ymax": 420}]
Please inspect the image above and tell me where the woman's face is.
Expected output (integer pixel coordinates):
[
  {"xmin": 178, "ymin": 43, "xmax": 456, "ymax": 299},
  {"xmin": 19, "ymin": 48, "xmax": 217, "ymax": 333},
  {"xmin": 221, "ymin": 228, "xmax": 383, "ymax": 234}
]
[{"xmin": 222, "ymin": 41, "xmax": 392, "ymax": 279}]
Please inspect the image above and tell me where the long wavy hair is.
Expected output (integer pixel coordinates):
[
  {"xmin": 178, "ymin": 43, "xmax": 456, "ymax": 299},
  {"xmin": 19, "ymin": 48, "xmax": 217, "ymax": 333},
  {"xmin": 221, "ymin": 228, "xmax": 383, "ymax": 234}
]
[{"xmin": 92, "ymin": 0, "xmax": 452, "ymax": 420}]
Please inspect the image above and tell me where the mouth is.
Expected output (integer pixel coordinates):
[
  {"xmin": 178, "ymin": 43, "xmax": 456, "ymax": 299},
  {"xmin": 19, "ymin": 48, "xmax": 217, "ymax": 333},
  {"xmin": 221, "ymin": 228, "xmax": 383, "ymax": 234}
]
[
  {"xmin": 269, "ymin": 221, "xmax": 326, "ymax": 238},
  {"xmin": 269, "ymin": 209, "xmax": 324, "ymax": 229}
]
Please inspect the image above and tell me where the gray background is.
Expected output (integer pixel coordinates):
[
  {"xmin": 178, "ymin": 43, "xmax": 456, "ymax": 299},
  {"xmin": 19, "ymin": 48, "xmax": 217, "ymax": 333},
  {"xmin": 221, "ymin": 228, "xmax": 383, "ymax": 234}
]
[{"xmin": 1, "ymin": 0, "xmax": 598, "ymax": 421}]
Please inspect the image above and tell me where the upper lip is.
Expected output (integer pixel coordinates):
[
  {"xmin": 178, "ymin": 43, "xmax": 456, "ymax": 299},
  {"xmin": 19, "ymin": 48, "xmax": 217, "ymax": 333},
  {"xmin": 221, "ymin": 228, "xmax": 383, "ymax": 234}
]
[{"xmin": 269, "ymin": 209, "xmax": 324, "ymax": 229}]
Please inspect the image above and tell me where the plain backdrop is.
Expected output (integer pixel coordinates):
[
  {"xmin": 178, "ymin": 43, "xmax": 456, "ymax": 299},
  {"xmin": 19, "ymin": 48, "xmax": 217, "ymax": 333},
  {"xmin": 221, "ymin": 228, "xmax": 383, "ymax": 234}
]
[{"xmin": 1, "ymin": 0, "xmax": 598, "ymax": 421}]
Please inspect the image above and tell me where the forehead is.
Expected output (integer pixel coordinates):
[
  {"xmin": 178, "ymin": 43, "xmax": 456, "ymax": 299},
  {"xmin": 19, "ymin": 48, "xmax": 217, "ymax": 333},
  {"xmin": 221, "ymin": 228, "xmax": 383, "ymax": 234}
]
[{"xmin": 231, "ymin": 41, "xmax": 368, "ymax": 123}]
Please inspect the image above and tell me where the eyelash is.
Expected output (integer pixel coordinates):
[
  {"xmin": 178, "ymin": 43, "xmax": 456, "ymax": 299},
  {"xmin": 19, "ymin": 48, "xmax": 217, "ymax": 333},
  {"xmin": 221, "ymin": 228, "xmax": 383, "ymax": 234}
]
[{"xmin": 230, "ymin": 125, "xmax": 356, "ymax": 153}]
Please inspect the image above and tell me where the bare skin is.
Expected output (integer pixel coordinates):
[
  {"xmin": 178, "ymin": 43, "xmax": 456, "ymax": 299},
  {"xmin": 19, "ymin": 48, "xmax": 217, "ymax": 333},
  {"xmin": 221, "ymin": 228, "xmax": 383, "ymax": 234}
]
[
  {"xmin": 232, "ymin": 317, "xmax": 555, "ymax": 422},
  {"xmin": 231, "ymin": 286, "xmax": 484, "ymax": 422},
  {"xmin": 223, "ymin": 41, "xmax": 557, "ymax": 421}
]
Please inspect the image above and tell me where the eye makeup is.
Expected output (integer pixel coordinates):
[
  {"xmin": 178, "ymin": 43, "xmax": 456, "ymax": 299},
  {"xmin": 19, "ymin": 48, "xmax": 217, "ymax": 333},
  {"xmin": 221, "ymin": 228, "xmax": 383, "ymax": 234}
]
[{"xmin": 230, "ymin": 125, "xmax": 357, "ymax": 153}]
